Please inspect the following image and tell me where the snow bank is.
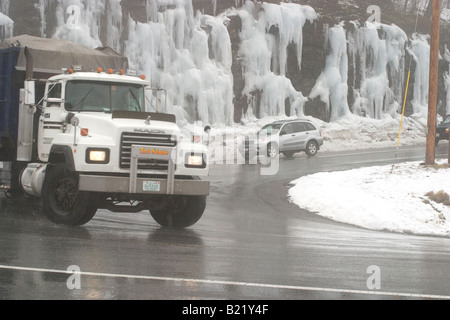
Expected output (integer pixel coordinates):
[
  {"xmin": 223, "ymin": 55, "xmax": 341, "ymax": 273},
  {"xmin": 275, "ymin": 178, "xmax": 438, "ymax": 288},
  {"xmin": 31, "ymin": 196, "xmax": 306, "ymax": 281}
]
[{"xmin": 289, "ymin": 160, "xmax": 450, "ymax": 237}]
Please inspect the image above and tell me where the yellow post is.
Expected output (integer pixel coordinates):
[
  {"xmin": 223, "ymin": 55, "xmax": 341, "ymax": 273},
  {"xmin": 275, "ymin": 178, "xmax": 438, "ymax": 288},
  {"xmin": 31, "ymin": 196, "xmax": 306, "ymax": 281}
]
[{"xmin": 397, "ymin": 70, "xmax": 411, "ymax": 148}]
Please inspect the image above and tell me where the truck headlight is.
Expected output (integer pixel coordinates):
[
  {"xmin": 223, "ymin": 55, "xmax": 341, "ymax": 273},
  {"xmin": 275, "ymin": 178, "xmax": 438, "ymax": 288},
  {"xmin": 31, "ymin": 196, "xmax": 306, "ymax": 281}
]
[
  {"xmin": 185, "ymin": 153, "xmax": 207, "ymax": 168},
  {"xmin": 86, "ymin": 148, "xmax": 110, "ymax": 164}
]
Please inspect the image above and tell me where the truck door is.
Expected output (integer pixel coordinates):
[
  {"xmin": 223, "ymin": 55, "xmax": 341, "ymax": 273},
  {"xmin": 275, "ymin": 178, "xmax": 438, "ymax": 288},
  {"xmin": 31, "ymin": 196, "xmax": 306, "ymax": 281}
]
[{"xmin": 37, "ymin": 83, "xmax": 64, "ymax": 162}]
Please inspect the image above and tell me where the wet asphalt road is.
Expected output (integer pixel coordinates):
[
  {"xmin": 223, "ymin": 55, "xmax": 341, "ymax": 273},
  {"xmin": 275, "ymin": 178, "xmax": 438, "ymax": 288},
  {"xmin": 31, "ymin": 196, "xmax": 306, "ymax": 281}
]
[{"xmin": 0, "ymin": 144, "xmax": 450, "ymax": 301}]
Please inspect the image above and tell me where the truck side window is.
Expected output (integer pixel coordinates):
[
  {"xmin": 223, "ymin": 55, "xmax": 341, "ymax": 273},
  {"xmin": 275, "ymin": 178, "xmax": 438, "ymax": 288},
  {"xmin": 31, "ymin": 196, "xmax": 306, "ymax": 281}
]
[{"xmin": 47, "ymin": 83, "xmax": 62, "ymax": 99}]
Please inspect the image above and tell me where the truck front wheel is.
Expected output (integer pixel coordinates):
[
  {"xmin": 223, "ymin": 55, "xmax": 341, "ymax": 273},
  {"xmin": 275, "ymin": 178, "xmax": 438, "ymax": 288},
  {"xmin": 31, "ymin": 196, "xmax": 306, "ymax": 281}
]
[
  {"xmin": 149, "ymin": 195, "xmax": 206, "ymax": 229},
  {"xmin": 42, "ymin": 164, "xmax": 97, "ymax": 226}
]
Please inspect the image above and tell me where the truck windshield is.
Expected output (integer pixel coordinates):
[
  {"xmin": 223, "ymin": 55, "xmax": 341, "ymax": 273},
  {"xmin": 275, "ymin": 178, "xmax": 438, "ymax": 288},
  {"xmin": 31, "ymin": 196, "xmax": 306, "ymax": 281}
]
[{"xmin": 65, "ymin": 81, "xmax": 145, "ymax": 113}]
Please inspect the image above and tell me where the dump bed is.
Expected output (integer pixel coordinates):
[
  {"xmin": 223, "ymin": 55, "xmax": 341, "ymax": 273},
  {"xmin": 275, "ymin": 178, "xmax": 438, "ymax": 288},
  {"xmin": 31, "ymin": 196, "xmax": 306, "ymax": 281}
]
[{"xmin": 0, "ymin": 47, "xmax": 20, "ymax": 139}]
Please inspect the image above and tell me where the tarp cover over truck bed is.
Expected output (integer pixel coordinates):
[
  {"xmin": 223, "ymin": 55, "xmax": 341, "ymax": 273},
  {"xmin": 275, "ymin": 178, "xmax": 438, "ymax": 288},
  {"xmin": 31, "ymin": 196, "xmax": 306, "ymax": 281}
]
[{"xmin": 0, "ymin": 34, "xmax": 129, "ymax": 74}]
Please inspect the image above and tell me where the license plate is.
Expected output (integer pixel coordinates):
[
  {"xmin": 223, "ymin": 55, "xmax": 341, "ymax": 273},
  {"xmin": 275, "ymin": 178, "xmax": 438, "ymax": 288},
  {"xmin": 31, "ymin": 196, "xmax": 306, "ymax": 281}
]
[{"xmin": 143, "ymin": 181, "xmax": 161, "ymax": 192}]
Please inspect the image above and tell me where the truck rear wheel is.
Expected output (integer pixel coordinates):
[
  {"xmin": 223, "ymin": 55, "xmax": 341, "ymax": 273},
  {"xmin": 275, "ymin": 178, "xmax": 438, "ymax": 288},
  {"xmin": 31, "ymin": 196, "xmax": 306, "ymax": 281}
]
[
  {"xmin": 149, "ymin": 195, "xmax": 206, "ymax": 229},
  {"xmin": 42, "ymin": 164, "xmax": 97, "ymax": 226}
]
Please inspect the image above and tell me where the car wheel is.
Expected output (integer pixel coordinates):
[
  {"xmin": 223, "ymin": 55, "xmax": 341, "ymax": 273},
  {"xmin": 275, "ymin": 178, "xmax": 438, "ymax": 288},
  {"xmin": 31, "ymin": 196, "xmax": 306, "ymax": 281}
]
[{"xmin": 305, "ymin": 141, "xmax": 319, "ymax": 157}]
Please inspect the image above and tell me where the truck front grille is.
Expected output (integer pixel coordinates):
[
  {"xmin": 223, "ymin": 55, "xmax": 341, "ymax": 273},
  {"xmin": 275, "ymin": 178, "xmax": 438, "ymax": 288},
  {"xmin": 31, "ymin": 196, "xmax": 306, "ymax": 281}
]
[{"xmin": 120, "ymin": 132, "xmax": 177, "ymax": 170}]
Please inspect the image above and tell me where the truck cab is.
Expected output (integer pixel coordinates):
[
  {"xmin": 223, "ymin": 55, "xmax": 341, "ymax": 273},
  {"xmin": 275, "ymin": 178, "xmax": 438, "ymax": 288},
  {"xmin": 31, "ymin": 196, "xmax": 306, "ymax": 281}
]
[{"xmin": 1, "ymin": 36, "xmax": 210, "ymax": 229}]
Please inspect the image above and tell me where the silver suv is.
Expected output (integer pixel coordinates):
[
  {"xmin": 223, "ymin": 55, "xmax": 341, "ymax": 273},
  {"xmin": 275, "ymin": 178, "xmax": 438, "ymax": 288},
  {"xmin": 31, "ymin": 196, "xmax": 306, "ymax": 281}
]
[{"xmin": 243, "ymin": 119, "xmax": 324, "ymax": 158}]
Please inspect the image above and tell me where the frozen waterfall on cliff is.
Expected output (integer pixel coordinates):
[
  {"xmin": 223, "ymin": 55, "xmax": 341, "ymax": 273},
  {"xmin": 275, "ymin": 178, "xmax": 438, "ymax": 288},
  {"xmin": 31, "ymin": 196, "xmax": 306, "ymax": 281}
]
[
  {"xmin": 125, "ymin": 0, "xmax": 234, "ymax": 126},
  {"xmin": 1, "ymin": 0, "xmax": 448, "ymax": 126},
  {"xmin": 238, "ymin": 1, "xmax": 315, "ymax": 120},
  {"xmin": 312, "ymin": 20, "xmax": 409, "ymax": 121}
]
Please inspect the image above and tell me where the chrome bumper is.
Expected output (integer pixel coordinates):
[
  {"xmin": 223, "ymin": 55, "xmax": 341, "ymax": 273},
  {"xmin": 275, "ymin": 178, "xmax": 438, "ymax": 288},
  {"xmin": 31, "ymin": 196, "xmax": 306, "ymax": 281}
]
[
  {"xmin": 78, "ymin": 175, "xmax": 210, "ymax": 196},
  {"xmin": 79, "ymin": 145, "xmax": 209, "ymax": 196}
]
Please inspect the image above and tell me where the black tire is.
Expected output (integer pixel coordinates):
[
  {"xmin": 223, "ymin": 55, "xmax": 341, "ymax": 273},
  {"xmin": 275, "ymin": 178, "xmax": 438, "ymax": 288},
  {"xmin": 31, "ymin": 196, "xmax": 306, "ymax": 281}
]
[
  {"xmin": 283, "ymin": 151, "xmax": 294, "ymax": 158},
  {"xmin": 41, "ymin": 164, "xmax": 97, "ymax": 226},
  {"xmin": 305, "ymin": 141, "xmax": 319, "ymax": 157},
  {"xmin": 150, "ymin": 195, "xmax": 206, "ymax": 229},
  {"xmin": 267, "ymin": 143, "xmax": 279, "ymax": 158}
]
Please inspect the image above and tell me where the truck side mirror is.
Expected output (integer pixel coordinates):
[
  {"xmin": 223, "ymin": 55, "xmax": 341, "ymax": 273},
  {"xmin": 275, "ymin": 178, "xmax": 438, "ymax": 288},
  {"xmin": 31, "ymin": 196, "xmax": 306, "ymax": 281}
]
[
  {"xmin": 204, "ymin": 125, "xmax": 211, "ymax": 134},
  {"xmin": 24, "ymin": 80, "xmax": 35, "ymax": 105}
]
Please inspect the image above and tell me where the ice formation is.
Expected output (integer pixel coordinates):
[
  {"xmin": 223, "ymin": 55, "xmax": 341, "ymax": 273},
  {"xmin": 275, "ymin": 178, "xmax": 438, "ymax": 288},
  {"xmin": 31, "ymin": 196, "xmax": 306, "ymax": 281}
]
[
  {"xmin": 52, "ymin": 0, "xmax": 108, "ymax": 49},
  {"xmin": 2, "ymin": 0, "xmax": 448, "ymax": 125},
  {"xmin": 444, "ymin": 45, "xmax": 450, "ymax": 116},
  {"xmin": 238, "ymin": 1, "xmax": 315, "ymax": 119},
  {"xmin": 407, "ymin": 33, "xmax": 430, "ymax": 115},
  {"xmin": 0, "ymin": 1, "xmax": 13, "ymax": 41},
  {"xmin": 125, "ymin": 0, "xmax": 234, "ymax": 126},
  {"xmin": 310, "ymin": 23, "xmax": 350, "ymax": 121},
  {"xmin": 317, "ymin": 20, "xmax": 408, "ymax": 121},
  {"xmin": 358, "ymin": 22, "xmax": 408, "ymax": 119}
]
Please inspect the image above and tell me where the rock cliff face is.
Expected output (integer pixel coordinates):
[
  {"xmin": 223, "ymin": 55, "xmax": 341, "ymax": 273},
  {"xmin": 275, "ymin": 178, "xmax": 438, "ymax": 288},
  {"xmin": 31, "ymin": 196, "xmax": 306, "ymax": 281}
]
[{"xmin": 2, "ymin": 0, "xmax": 450, "ymax": 123}]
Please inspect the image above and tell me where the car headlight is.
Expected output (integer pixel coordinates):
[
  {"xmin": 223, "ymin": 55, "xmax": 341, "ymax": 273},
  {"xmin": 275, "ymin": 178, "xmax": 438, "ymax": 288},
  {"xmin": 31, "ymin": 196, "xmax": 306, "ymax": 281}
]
[
  {"xmin": 86, "ymin": 148, "xmax": 110, "ymax": 164},
  {"xmin": 185, "ymin": 153, "xmax": 207, "ymax": 168}
]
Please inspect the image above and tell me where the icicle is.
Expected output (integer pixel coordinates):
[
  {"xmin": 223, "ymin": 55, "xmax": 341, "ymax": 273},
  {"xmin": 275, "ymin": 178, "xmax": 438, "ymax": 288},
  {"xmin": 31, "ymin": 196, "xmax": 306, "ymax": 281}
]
[
  {"xmin": 125, "ymin": 0, "xmax": 234, "ymax": 126},
  {"xmin": 0, "ymin": 0, "xmax": 10, "ymax": 15},
  {"xmin": 0, "ymin": 0, "xmax": 13, "ymax": 40},
  {"xmin": 52, "ymin": 0, "xmax": 105, "ymax": 48},
  {"xmin": 0, "ymin": 13, "xmax": 13, "ymax": 41},
  {"xmin": 238, "ymin": 2, "xmax": 315, "ymax": 119},
  {"xmin": 444, "ymin": 45, "xmax": 450, "ymax": 115},
  {"xmin": 310, "ymin": 23, "xmax": 350, "ymax": 121},
  {"xmin": 346, "ymin": 21, "xmax": 407, "ymax": 120},
  {"xmin": 407, "ymin": 33, "xmax": 430, "ymax": 115}
]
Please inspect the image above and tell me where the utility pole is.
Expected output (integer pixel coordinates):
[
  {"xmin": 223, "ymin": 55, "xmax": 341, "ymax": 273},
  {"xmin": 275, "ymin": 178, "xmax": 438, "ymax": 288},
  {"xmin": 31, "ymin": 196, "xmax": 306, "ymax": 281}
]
[{"xmin": 425, "ymin": 0, "xmax": 441, "ymax": 165}]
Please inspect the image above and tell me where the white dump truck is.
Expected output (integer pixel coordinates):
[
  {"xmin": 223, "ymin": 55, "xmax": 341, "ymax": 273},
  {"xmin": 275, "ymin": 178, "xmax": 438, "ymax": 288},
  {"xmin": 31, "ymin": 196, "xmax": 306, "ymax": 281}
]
[{"xmin": 0, "ymin": 35, "xmax": 210, "ymax": 228}]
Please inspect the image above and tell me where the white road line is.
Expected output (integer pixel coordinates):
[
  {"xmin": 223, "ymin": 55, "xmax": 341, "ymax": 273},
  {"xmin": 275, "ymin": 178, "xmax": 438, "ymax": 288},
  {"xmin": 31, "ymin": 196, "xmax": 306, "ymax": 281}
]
[{"xmin": 1, "ymin": 264, "xmax": 449, "ymax": 299}]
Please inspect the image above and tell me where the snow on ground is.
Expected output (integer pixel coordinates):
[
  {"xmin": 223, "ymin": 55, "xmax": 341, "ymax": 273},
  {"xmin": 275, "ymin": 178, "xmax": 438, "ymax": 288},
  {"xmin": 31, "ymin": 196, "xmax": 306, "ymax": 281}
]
[
  {"xmin": 194, "ymin": 113, "xmax": 449, "ymax": 238},
  {"xmin": 288, "ymin": 159, "xmax": 450, "ymax": 238}
]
